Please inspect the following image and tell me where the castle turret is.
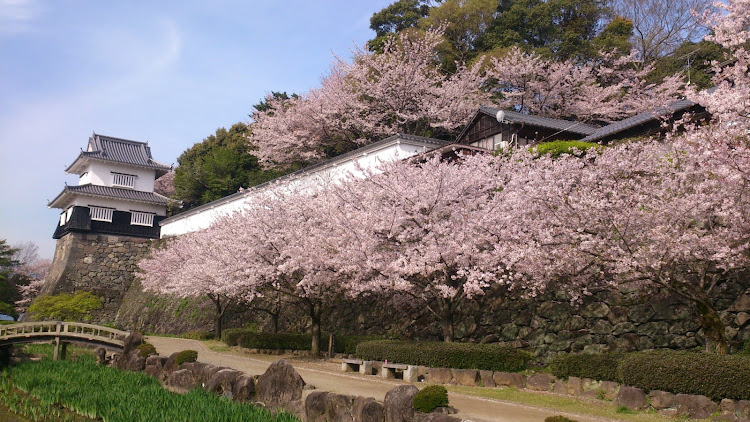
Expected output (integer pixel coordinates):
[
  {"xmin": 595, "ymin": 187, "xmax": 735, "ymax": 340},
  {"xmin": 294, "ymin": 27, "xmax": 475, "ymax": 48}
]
[
  {"xmin": 38, "ymin": 134, "xmax": 171, "ymax": 323},
  {"xmin": 49, "ymin": 133, "xmax": 171, "ymax": 239}
]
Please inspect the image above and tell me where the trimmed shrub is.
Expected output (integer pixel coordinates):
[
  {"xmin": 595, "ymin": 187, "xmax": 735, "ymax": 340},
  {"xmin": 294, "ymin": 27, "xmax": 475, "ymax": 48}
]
[
  {"xmin": 174, "ymin": 350, "xmax": 198, "ymax": 365},
  {"xmin": 0, "ymin": 302, "xmax": 19, "ymax": 321},
  {"xmin": 237, "ymin": 333, "xmax": 312, "ymax": 351},
  {"xmin": 221, "ymin": 328, "xmax": 253, "ymax": 346},
  {"xmin": 545, "ymin": 417, "xmax": 578, "ymax": 422},
  {"xmin": 181, "ymin": 331, "xmax": 214, "ymax": 340},
  {"xmin": 334, "ymin": 335, "xmax": 385, "ymax": 355},
  {"xmin": 550, "ymin": 352, "xmax": 626, "ymax": 382},
  {"xmin": 533, "ymin": 140, "xmax": 602, "ymax": 158},
  {"xmin": 355, "ymin": 340, "xmax": 532, "ymax": 372},
  {"xmin": 27, "ymin": 291, "xmax": 102, "ymax": 322},
  {"xmin": 413, "ymin": 385, "xmax": 449, "ymax": 413},
  {"xmin": 137, "ymin": 343, "xmax": 157, "ymax": 358},
  {"xmin": 619, "ymin": 351, "xmax": 750, "ymax": 401}
]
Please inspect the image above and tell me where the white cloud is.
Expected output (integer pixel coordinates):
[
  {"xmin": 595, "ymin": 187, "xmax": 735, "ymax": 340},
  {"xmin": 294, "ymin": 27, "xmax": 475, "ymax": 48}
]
[{"xmin": 0, "ymin": 0, "xmax": 44, "ymax": 33}]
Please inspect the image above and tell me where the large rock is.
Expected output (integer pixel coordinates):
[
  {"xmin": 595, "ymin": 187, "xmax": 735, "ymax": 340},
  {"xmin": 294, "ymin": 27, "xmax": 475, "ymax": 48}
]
[
  {"xmin": 493, "ymin": 372, "xmax": 526, "ymax": 389},
  {"xmin": 205, "ymin": 369, "xmax": 240, "ymax": 397},
  {"xmin": 145, "ymin": 355, "xmax": 168, "ymax": 368},
  {"xmin": 674, "ymin": 394, "xmax": 719, "ymax": 419},
  {"xmin": 649, "ymin": 390, "xmax": 677, "ymax": 410},
  {"xmin": 167, "ymin": 368, "xmax": 199, "ymax": 390},
  {"xmin": 427, "ymin": 368, "xmax": 453, "ymax": 384},
  {"xmin": 306, "ymin": 391, "xmax": 329, "ymax": 422},
  {"xmin": 479, "ymin": 370, "xmax": 495, "ymax": 388},
  {"xmin": 126, "ymin": 351, "xmax": 146, "ymax": 372},
  {"xmin": 735, "ymin": 400, "xmax": 750, "ymax": 418},
  {"xmin": 232, "ymin": 375, "xmax": 256, "ymax": 402},
  {"xmin": 326, "ymin": 393, "xmax": 355, "ymax": 421},
  {"xmin": 451, "ymin": 369, "xmax": 478, "ymax": 386},
  {"xmin": 255, "ymin": 359, "xmax": 306, "ymax": 408},
  {"xmin": 526, "ymin": 374, "xmax": 554, "ymax": 391},
  {"xmin": 384, "ymin": 385, "xmax": 418, "ymax": 422},
  {"xmin": 122, "ymin": 331, "xmax": 144, "ymax": 354},
  {"xmin": 352, "ymin": 396, "xmax": 385, "ymax": 422},
  {"xmin": 615, "ymin": 386, "xmax": 648, "ymax": 411}
]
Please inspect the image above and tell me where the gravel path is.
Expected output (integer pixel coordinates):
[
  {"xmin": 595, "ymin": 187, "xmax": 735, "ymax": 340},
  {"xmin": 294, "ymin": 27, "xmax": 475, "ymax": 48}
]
[{"xmin": 147, "ymin": 336, "xmax": 610, "ymax": 422}]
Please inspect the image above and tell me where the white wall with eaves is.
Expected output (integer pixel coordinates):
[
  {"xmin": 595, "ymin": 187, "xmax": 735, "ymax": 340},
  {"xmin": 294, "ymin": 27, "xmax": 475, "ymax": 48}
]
[
  {"xmin": 159, "ymin": 139, "xmax": 438, "ymax": 238},
  {"xmin": 76, "ymin": 161, "xmax": 157, "ymax": 192}
]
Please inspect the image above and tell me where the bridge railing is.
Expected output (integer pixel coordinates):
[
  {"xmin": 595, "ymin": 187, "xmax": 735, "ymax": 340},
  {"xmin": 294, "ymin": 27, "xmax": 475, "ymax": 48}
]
[{"xmin": 0, "ymin": 321, "xmax": 129, "ymax": 344}]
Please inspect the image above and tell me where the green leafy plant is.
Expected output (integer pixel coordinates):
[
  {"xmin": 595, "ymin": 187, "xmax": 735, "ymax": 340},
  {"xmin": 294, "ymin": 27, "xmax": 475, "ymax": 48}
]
[
  {"xmin": 356, "ymin": 340, "xmax": 532, "ymax": 372},
  {"xmin": 532, "ymin": 140, "xmax": 602, "ymax": 158},
  {"xmin": 413, "ymin": 385, "xmax": 449, "ymax": 413},
  {"xmin": 0, "ymin": 302, "xmax": 19, "ymax": 320},
  {"xmin": 137, "ymin": 343, "xmax": 157, "ymax": 358},
  {"xmin": 26, "ymin": 291, "xmax": 102, "ymax": 322},
  {"xmin": 174, "ymin": 350, "xmax": 198, "ymax": 365}
]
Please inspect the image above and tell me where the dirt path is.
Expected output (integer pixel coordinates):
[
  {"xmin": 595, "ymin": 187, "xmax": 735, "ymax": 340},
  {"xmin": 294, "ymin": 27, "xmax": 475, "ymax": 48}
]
[{"xmin": 147, "ymin": 336, "xmax": 609, "ymax": 422}]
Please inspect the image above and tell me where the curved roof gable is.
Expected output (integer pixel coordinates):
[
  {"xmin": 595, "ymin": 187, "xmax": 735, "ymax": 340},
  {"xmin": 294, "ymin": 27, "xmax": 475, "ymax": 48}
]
[{"xmin": 66, "ymin": 133, "xmax": 172, "ymax": 175}]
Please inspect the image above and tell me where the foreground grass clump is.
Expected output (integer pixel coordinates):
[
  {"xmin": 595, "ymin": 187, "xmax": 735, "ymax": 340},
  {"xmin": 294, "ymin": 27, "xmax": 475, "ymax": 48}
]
[
  {"xmin": 1, "ymin": 355, "xmax": 298, "ymax": 422},
  {"xmin": 356, "ymin": 340, "xmax": 532, "ymax": 372},
  {"xmin": 413, "ymin": 385, "xmax": 449, "ymax": 413}
]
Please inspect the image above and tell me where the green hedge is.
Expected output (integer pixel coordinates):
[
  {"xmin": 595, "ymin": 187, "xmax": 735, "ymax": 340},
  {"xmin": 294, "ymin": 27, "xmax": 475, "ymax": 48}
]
[
  {"xmin": 619, "ymin": 351, "xmax": 750, "ymax": 401},
  {"xmin": 533, "ymin": 140, "xmax": 602, "ymax": 157},
  {"xmin": 238, "ymin": 333, "xmax": 312, "ymax": 351},
  {"xmin": 355, "ymin": 340, "xmax": 532, "ymax": 372},
  {"xmin": 413, "ymin": 385, "xmax": 448, "ymax": 413},
  {"xmin": 550, "ymin": 352, "xmax": 626, "ymax": 383},
  {"xmin": 222, "ymin": 329, "xmax": 383, "ymax": 353},
  {"xmin": 334, "ymin": 335, "xmax": 385, "ymax": 355},
  {"xmin": 221, "ymin": 328, "xmax": 253, "ymax": 346}
]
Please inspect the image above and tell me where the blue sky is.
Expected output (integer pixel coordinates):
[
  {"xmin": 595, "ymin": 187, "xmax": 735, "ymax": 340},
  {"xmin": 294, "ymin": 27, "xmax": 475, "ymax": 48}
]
[{"xmin": 0, "ymin": 0, "xmax": 391, "ymax": 259}]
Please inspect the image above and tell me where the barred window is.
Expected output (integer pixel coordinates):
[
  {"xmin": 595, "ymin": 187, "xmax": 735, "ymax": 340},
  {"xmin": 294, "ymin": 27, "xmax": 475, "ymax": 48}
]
[
  {"xmin": 89, "ymin": 206, "xmax": 114, "ymax": 222},
  {"xmin": 130, "ymin": 211, "xmax": 154, "ymax": 227},
  {"xmin": 112, "ymin": 172, "xmax": 136, "ymax": 188}
]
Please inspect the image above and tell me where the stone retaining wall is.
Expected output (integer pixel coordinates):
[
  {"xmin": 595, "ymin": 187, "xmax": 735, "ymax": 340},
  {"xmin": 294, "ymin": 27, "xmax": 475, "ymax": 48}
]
[{"xmin": 39, "ymin": 232, "xmax": 152, "ymax": 323}]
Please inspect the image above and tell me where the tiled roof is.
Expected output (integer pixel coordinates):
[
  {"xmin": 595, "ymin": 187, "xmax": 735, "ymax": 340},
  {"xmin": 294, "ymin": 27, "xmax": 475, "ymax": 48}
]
[
  {"xmin": 48, "ymin": 184, "xmax": 169, "ymax": 208},
  {"xmin": 477, "ymin": 106, "xmax": 600, "ymax": 136},
  {"xmin": 160, "ymin": 133, "xmax": 450, "ymax": 225},
  {"xmin": 66, "ymin": 133, "xmax": 172, "ymax": 174},
  {"xmin": 581, "ymin": 99, "xmax": 697, "ymax": 142}
]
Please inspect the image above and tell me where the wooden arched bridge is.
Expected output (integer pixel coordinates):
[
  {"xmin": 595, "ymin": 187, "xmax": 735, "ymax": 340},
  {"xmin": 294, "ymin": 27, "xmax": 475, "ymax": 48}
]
[{"xmin": 0, "ymin": 321, "xmax": 130, "ymax": 360}]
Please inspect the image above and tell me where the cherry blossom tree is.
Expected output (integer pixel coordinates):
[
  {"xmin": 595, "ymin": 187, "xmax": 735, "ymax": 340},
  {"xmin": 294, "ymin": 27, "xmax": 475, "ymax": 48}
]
[
  {"xmin": 328, "ymin": 154, "xmax": 518, "ymax": 342},
  {"xmin": 15, "ymin": 259, "xmax": 51, "ymax": 314},
  {"xmin": 138, "ymin": 226, "xmax": 259, "ymax": 338},
  {"xmin": 249, "ymin": 28, "xmax": 487, "ymax": 166},
  {"xmin": 485, "ymin": 47, "xmax": 685, "ymax": 123},
  {"xmin": 491, "ymin": 136, "xmax": 750, "ymax": 353},
  {"xmin": 154, "ymin": 171, "xmax": 176, "ymax": 198}
]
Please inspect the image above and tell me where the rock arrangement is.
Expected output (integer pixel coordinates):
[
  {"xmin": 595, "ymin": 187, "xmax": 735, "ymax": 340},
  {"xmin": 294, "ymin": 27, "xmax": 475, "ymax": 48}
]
[{"xmin": 107, "ymin": 346, "xmax": 462, "ymax": 422}]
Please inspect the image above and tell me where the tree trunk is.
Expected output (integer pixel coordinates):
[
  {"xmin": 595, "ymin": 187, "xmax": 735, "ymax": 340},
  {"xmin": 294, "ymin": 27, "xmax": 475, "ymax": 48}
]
[
  {"xmin": 696, "ymin": 299, "xmax": 728, "ymax": 354},
  {"xmin": 211, "ymin": 295, "xmax": 224, "ymax": 340},
  {"xmin": 310, "ymin": 310, "xmax": 321, "ymax": 357},
  {"xmin": 440, "ymin": 312, "xmax": 454, "ymax": 343},
  {"xmin": 272, "ymin": 313, "xmax": 279, "ymax": 334}
]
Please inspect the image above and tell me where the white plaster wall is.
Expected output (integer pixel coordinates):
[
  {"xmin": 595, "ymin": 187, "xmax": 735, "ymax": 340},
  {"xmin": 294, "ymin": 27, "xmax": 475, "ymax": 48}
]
[
  {"xmin": 71, "ymin": 196, "xmax": 166, "ymax": 215},
  {"xmin": 77, "ymin": 161, "xmax": 156, "ymax": 192},
  {"xmin": 160, "ymin": 139, "xmax": 437, "ymax": 238}
]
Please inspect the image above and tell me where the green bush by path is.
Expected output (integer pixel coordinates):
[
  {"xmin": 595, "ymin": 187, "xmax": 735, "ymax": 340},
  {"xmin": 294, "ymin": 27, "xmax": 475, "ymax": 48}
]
[
  {"xmin": 1, "ymin": 355, "xmax": 299, "ymax": 422},
  {"xmin": 26, "ymin": 291, "xmax": 102, "ymax": 322},
  {"xmin": 355, "ymin": 340, "xmax": 532, "ymax": 372},
  {"xmin": 221, "ymin": 327, "xmax": 254, "ymax": 346},
  {"xmin": 619, "ymin": 351, "xmax": 750, "ymax": 401},
  {"xmin": 550, "ymin": 352, "xmax": 626, "ymax": 383},
  {"xmin": 413, "ymin": 385, "xmax": 449, "ymax": 413},
  {"xmin": 174, "ymin": 350, "xmax": 197, "ymax": 365},
  {"xmin": 545, "ymin": 416, "xmax": 578, "ymax": 422},
  {"xmin": 137, "ymin": 343, "xmax": 157, "ymax": 358}
]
